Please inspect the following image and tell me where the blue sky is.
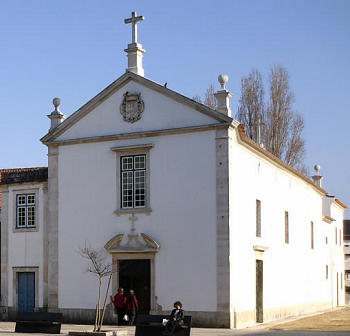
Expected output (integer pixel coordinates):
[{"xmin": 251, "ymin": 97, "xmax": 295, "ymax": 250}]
[{"xmin": 0, "ymin": 0, "xmax": 349, "ymax": 217}]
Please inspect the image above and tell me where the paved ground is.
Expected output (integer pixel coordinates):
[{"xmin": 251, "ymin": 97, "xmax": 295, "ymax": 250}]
[{"xmin": 1, "ymin": 308, "xmax": 350, "ymax": 336}]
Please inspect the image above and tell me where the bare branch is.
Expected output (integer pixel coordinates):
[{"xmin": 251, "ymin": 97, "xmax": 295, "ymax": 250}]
[
  {"xmin": 192, "ymin": 95, "xmax": 202, "ymax": 104},
  {"xmin": 236, "ymin": 68, "xmax": 265, "ymax": 142},
  {"xmin": 204, "ymin": 84, "xmax": 216, "ymax": 109},
  {"xmin": 79, "ymin": 245, "xmax": 112, "ymax": 278},
  {"xmin": 237, "ymin": 65, "xmax": 306, "ymax": 171}
]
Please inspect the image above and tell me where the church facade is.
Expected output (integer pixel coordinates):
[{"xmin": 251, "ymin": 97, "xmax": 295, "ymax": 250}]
[{"xmin": 0, "ymin": 12, "xmax": 347, "ymax": 328}]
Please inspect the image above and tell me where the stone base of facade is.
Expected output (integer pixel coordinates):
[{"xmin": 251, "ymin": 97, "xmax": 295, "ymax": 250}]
[
  {"xmin": 3, "ymin": 302, "xmax": 334, "ymax": 329},
  {"xmin": 234, "ymin": 301, "xmax": 333, "ymax": 328}
]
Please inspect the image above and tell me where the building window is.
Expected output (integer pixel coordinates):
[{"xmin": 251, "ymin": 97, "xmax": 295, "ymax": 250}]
[
  {"xmin": 325, "ymin": 237, "xmax": 328, "ymax": 245},
  {"xmin": 341, "ymin": 272, "xmax": 343, "ymax": 289},
  {"xmin": 16, "ymin": 194, "xmax": 36, "ymax": 228},
  {"xmin": 326, "ymin": 265, "xmax": 328, "ymax": 280},
  {"xmin": 121, "ymin": 155, "xmax": 146, "ymax": 209},
  {"xmin": 285, "ymin": 211, "xmax": 289, "ymax": 244},
  {"xmin": 335, "ymin": 227, "xmax": 337, "ymax": 245},
  {"xmin": 256, "ymin": 200, "xmax": 261, "ymax": 237},
  {"xmin": 311, "ymin": 221, "xmax": 314, "ymax": 249}
]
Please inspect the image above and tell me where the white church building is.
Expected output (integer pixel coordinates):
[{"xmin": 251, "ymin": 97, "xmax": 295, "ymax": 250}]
[{"xmin": 0, "ymin": 12, "xmax": 347, "ymax": 328}]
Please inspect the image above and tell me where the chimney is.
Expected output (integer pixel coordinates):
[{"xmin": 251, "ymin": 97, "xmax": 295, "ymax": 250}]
[
  {"xmin": 47, "ymin": 98, "xmax": 66, "ymax": 130},
  {"xmin": 312, "ymin": 164, "xmax": 323, "ymax": 187},
  {"xmin": 124, "ymin": 11, "xmax": 145, "ymax": 77},
  {"xmin": 214, "ymin": 74, "xmax": 232, "ymax": 117}
]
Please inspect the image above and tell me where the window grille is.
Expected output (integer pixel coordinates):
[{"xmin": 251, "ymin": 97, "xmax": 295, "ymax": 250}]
[
  {"xmin": 16, "ymin": 194, "xmax": 36, "ymax": 228},
  {"xmin": 121, "ymin": 155, "xmax": 146, "ymax": 209}
]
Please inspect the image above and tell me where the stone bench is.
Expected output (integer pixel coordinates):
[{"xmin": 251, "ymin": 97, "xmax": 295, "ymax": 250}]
[
  {"xmin": 135, "ymin": 314, "xmax": 192, "ymax": 336},
  {"xmin": 15, "ymin": 312, "xmax": 63, "ymax": 334}
]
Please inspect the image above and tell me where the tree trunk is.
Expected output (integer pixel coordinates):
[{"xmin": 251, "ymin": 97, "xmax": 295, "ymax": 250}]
[
  {"xmin": 95, "ymin": 277, "xmax": 102, "ymax": 331},
  {"xmin": 99, "ymin": 274, "xmax": 113, "ymax": 330}
]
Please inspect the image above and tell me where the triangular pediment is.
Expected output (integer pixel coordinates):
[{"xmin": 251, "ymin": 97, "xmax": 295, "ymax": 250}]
[{"xmin": 41, "ymin": 72, "xmax": 232, "ymax": 144}]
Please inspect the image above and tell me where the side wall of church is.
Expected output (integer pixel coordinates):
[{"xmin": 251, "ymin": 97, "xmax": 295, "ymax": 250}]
[
  {"xmin": 228, "ymin": 129, "xmax": 344, "ymax": 328},
  {"xmin": 56, "ymin": 130, "xmax": 218, "ymax": 319}
]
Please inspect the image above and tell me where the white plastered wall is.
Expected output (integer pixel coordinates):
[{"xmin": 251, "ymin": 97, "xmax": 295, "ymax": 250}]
[
  {"xmin": 329, "ymin": 202, "xmax": 345, "ymax": 306},
  {"xmin": 228, "ymin": 128, "xmax": 339, "ymax": 324},
  {"xmin": 7, "ymin": 183, "xmax": 46, "ymax": 308},
  {"xmin": 57, "ymin": 130, "xmax": 218, "ymax": 312}
]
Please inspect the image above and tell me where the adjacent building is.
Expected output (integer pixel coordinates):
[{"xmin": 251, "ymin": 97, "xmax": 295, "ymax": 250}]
[{"xmin": 344, "ymin": 219, "xmax": 350, "ymax": 304}]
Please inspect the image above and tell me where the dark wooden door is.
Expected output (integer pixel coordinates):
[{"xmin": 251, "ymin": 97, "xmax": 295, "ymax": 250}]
[
  {"xmin": 256, "ymin": 260, "xmax": 263, "ymax": 323},
  {"xmin": 119, "ymin": 259, "xmax": 151, "ymax": 314},
  {"xmin": 18, "ymin": 272, "xmax": 35, "ymax": 312}
]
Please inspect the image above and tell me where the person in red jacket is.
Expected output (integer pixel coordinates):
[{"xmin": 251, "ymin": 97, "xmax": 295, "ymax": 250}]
[
  {"xmin": 126, "ymin": 289, "xmax": 139, "ymax": 325},
  {"xmin": 111, "ymin": 288, "xmax": 126, "ymax": 325}
]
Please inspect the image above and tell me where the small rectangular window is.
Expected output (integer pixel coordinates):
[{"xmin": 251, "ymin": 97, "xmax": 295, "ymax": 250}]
[
  {"xmin": 326, "ymin": 265, "xmax": 328, "ymax": 279},
  {"xmin": 341, "ymin": 272, "xmax": 343, "ymax": 289},
  {"xmin": 256, "ymin": 200, "xmax": 261, "ymax": 238},
  {"xmin": 335, "ymin": 227, "xmax": 337, "ymax": 245},
  {"xmin": 311, "ymin": 221, "xmax": 314, "ymax": 249},
  {"xmin": 16, "ymin": 194, "xmax": 36, "ymax": 228},
  {"xmin": 285, "ymin": 211, "xmax": 289, "ymax": 244}
]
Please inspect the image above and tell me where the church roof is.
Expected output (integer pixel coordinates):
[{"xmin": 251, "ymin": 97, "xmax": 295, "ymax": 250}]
[
  {"xmin": 236, "ymin": 125, "xmax": 328, "ymax": 196},
  {"xmin": 41, "ymin": 71, "xmax": 232, "ymax": 145},
  {"xmin": 0, "ymin": 167, "xmax": 48, "ymax": 209}
]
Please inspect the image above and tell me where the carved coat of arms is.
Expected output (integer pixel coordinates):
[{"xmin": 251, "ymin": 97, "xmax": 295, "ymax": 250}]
[{"xmin": 120, "ymin": 92, "xmax": 145, "ymax": 123}]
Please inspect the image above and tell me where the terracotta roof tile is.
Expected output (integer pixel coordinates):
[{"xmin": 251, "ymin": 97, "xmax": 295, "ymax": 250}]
[{"xmin": 0, "ymin": 167, "xmax": 47, "ymax": 209}]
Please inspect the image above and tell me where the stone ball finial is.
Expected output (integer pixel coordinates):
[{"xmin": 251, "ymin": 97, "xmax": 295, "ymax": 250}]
[
  {"xmin": 218, "ymin": 74, "xmax": 229, "ymax": 90},
  {"xmin": 314, "ymin": 164, "xmax": 321, "ymax": 175},
  {"xmin": 53, "ymin": 97, "xmax": 61, "ymax": 108}
]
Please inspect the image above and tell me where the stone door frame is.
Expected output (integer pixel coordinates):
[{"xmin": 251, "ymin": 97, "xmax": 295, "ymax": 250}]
[{"xmin": 111, "ymin": 253, "xmax": 156, "ymax": 312}]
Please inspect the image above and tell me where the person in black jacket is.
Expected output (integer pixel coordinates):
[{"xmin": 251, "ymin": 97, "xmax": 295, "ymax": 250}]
[{"xmin": 163, "ymin": 301, "xmax": 184, "ymax": 336}]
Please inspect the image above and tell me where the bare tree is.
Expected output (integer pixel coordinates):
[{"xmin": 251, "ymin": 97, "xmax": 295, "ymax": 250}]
[
  {"xmin": 236, "ymin": 69, "xmax": 265, "ymax": 143},
  {"xmin": 204, "ymin": 84, "xmax": 216, "ymax": 109},
  {"xmin": 237, "ymin": 65, "xmax": 306, "ymax": 171},
  {"xmin": 264, "ymin": 65, "xmax": 293, "ymax": 159},
  {"xmin": 192, "ymin": 95, "xmax": 202, "ymax": 104},
  {"xmin": 193, "ymin": 84, "xmax": 216, "ymax": 109},
  {"xmin": 80, "ymin": 245, "xmax": 113, "ymax": 332}
]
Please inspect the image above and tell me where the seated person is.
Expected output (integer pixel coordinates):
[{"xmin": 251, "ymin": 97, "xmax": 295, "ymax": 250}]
[{"xmin": 163, "ymin": 301, "xmax": 184, "ymax": 336}]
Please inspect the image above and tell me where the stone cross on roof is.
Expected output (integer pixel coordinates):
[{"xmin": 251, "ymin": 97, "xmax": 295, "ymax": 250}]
[{"xmin": 124, "ymin": 11, "xmax": 145, "ymax": 44}]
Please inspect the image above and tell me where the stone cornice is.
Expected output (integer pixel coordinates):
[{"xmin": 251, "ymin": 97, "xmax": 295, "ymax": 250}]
[
  {"xmin": 335, "ymin": 199, "xmax": 347, "ymax": 210},
  {"xmin": 322, "ymin": 215, "xmax": 335, "ymax": 224},
  {"xmin": 111, "ymin": 144, "xmax": 153, "ymax": 152},
  {"xmin": 41, "ymin": 71, "xmax": 233, "ymax": 145},
  {"xmin": 42, "ymin": 123, "xmax": 230, "ymax": 146}
]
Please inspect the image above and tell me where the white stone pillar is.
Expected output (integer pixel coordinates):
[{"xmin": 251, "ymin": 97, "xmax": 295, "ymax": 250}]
[
  {"xmin": 47, "ymin": 98, "xmax": 65, "ymax": 131},
  {"xmin": 47, "ymin": 145, "xmax": 59, "ymax": 311},
  {"xmin": 214, "ymin": 74, "xmax": 232, "ymax": 117},
  {"xmin": 124, "ymin": 42, "xmax": 145, "ymax": 76},
  {"xmin": 312, "ymin": 164, "xmax": 323, "ymax": 187}
]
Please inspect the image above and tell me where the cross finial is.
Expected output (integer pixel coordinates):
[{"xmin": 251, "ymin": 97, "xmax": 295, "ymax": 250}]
[{"xmin": 125, "ymin": 11, "xmax": 145, "ymax": 44}]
